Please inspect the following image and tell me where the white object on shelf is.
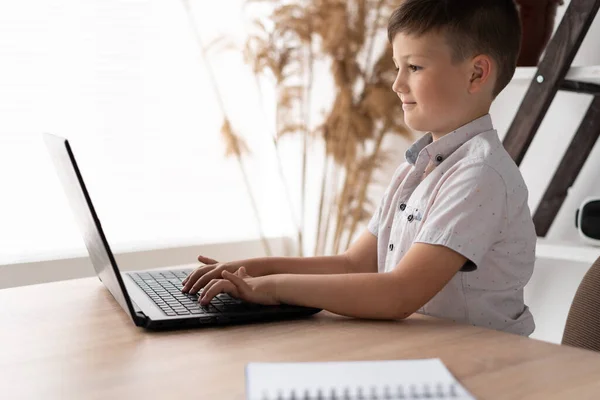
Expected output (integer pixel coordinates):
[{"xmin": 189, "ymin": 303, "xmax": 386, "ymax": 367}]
[
  {"xmin": 536, "ymin": 237, "xmax": 600, "ymax": 264},
  {"xmin": 512, "ymin": 65, "xmax": 600, "ymax": 86},
  {"xmin": 575, "ymin": 196, "xmax": 600, "ymax": 246}
]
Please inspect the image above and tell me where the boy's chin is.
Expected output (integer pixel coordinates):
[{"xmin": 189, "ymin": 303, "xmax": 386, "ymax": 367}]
[{"xmin": 403, "ymin": 116, "xmax": 430, "ymax": 133}]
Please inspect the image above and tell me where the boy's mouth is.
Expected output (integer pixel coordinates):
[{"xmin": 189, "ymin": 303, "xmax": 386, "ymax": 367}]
[{"xmin": 402, "ymin": 101, "xmax": 416, "ymax": 111}]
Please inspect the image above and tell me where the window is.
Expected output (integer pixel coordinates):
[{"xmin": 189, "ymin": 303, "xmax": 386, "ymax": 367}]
[{"xmin": 0, "ymin": 0, "xmax": 295, "ymax": 264}]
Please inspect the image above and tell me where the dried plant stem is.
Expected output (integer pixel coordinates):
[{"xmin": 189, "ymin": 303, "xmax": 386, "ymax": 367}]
[
  {"xmin": 182, "ymin": 0, "xmax": 272, "ymax": 256},
  {"xmin": 365, "ymin": 0, "xmax": 386, "ymax": 82},
  {"xmin": 344, "ymin": 125, "xmax": 386, "ymax": 249},
  {"xmin": 298, "ymin": 40, "xmax": 314, "ymax": 256},
  {"xmin": 240, "ymin": 7, "xmax": 300, "ymax": 246},
  {"xmin": 318, "ymin": 155, "xmax": 341, "ymax": 256},
  {"xmin": 333, "ymin": 1, "xmax": 387, "ymax": 254},
  {"xmin": 254, "ymin": 74, "xmax": 302, "ymax": 247},
  {"xmin": 331, "ymin": 122, "xmax": 355, "ymax": 254},
  {"xmin": 298, "ymin": 61, "xmax": 306, "ymax": 256},
  {"xmin": 314, "ymin": 149, "xmax": 330, "ymax": 256},
  {"xmin": 274, "ymin": 90, "xmax": 305, "ymax": 256}
]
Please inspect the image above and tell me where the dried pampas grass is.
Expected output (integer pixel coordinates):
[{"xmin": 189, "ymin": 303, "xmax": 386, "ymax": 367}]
[
  {"xmin": 244, "ymin": 0, "xmax": 410, "ymax": 255},
  {"xmin": 184, "ymin": 0, "xmax": 411, "ymax": 256}
]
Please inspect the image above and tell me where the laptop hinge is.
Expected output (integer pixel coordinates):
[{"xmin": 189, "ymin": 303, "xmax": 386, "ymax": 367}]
[
  {"xmin": 134, "ymin": 311, "xmax": 148, "ymax": 327},
  {"xmin": 130, "ymin": 300, "xmax": 148, "ymax": 327}
]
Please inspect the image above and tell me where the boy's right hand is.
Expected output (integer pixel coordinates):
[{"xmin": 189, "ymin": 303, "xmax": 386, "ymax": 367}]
[{"xmin": 181, "ymin": 255, "xmax": 239, "ymax": 294}]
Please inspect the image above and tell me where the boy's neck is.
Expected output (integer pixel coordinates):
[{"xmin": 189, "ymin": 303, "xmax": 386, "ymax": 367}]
[{"xmin": 431, "ymin": 106, "xmax": 491, "ymax": 142}]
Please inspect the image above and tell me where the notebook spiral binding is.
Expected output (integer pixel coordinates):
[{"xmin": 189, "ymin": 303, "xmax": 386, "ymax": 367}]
[{"xmin": 262, "ymin": 382, "xmax": 461, "ymax": 400}]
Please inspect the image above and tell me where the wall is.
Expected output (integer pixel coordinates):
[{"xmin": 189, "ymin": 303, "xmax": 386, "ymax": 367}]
[
  {"xmin": 492, "ymin": 0, "xmax": 600, "ymax": 344},
  {"xmin": 0, "ymin": 0, "xmax": 298, "ymax": 266},
  {"xmin": 525, "ymin": 257, "xmax": 592, "ymax": 344}
]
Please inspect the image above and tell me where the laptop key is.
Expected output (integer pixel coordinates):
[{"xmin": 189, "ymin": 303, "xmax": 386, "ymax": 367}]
[
  {"xmin": 221, "ymin": 298, "xmax": 243, "ymax": 305},
  {"xmin": 201, "ymin": 304, "xmax": 221, "ymax": 313},
  {"xmin": 211, "ymin": 303, "xmax": 229, "ymax": 312},
  {"xmin": 180, "ymin": 299, "xmax": 194, "ymax": 304}
]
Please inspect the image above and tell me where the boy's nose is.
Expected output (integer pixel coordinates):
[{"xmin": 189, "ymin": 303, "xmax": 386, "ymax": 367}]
[{"xmin": 392, "ymin": 73, "xmax": 408, "ymax": 94}]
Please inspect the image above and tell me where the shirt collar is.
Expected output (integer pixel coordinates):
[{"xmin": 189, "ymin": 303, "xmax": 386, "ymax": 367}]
[{"xmin": 405, "ymin": 114, "xmax": 494, "ymax": 165}]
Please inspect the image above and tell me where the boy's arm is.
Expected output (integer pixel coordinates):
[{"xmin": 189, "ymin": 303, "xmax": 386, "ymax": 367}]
[
  {"xmin": 183, "ymin": 231, "xmax": 377, "ymax": 294},
  {"xmin": 236, "ymin": 230, "xmax": 378, "ymax": 276},
  {"xmin": 273, "ymin": 243, "xmax": 467, "ymax": 320}
]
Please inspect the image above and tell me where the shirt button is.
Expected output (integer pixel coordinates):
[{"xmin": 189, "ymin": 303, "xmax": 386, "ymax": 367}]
[
  {"xmin": 435, "ymin": 154, "xmax": 444, "ymax": 162},
  {"xmin": 389, "ymin": 244, "xmax": 394, "ymax": 251},
  {"xmin": 407, "ymin": 215, "xmax": 414, "ymax": 222},
  {"xmin": 399, "ymin": 203, "xmax": 406, "ymax": 211}
]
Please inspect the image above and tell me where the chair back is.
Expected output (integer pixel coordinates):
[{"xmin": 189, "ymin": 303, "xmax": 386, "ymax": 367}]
[{"xmin": 562, "ymin": 256, "xmax": 600, "ymax": 351}]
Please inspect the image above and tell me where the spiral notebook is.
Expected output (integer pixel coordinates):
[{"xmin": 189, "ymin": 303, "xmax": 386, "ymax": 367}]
[{"xmin": 245, "ymin": 358, "xmax": 476, "ymax": 400}]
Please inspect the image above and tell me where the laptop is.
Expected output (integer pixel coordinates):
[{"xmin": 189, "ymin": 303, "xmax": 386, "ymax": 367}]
[{"xmin": 43, "ymin": 133, "xmax": 320, "ymax": 330}]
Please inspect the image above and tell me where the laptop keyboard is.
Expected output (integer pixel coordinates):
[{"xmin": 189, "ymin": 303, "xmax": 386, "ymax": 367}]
[{"xmin": 130, "ymin": 270, "xmax": 248, "ymax": 317}]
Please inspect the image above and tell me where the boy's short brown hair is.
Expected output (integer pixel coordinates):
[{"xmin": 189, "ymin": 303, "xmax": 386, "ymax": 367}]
[{"xmin": 388, "ymin": 0, "xmax": 521, "ymax": 97}]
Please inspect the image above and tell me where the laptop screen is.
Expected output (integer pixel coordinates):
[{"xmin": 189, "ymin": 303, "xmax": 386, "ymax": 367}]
[{"xmin": 43, "ymin": 133, "xmax": 137, "ymax": 321}]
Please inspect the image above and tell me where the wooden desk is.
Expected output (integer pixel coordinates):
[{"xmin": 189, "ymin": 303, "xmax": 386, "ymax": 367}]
[{"xmin": 2, "ymin": 278, "xmax": 600, "ymax": 399}]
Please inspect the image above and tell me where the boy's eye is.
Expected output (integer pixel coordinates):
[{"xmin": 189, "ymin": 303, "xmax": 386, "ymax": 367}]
[{"xmin": 408, "ymin": 64, "xmax": 421, "ymax": 72}]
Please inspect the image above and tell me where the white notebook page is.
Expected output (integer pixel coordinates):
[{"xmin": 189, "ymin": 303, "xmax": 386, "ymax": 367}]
[{"xmin": 246, "ymin": 358, "xmax": 476, "ymax": 400}]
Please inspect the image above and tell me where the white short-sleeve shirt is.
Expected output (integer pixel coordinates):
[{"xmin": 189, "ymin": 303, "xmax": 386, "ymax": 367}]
[{"xmin": 368, "ymin": 114, "xmax": 536, "ymax": 336}]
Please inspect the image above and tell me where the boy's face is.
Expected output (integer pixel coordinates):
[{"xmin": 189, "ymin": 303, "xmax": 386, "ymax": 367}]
[{"xmin": 391, "ymin": 31, "xmax": 489, "ymax": 139}]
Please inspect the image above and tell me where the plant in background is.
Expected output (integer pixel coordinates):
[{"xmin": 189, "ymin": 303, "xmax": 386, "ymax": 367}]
[
  {"xmin": 243, "ymin": 0, "xmax": 410, "ymax": 256},
  {"xmin": 182, "ymin": 0, "xmax": 565, "ymax": 258}
]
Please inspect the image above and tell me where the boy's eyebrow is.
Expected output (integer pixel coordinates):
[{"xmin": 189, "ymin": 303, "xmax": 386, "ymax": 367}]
[{"xmin": 392, "ymin": 54, "xmax": 431, "ymax": 62}]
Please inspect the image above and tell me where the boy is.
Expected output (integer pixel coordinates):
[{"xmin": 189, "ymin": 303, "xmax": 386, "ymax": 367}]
[{"xmin": 182, "ymin": 0, "xmax": 536, "ymax": 336}]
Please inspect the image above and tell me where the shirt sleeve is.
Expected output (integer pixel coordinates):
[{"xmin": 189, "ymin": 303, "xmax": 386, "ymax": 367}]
[
  {"xmin": 414, "ymin": 162, "xmax": 508, "ymax": 269},
  {"xmin": 367, "ymin": 198, "xmax": 383, "ymax": 236}
]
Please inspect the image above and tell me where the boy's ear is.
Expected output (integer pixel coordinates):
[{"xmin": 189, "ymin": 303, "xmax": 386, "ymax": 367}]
[{"xmin": 468, "ymin": 55, "xmax": 493, "ymax": 95}]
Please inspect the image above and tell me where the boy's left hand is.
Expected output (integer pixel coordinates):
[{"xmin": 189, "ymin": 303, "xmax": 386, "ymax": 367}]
[{"xmin": 199, "ymin": 267, "xmax": 280, "ymax": 306}]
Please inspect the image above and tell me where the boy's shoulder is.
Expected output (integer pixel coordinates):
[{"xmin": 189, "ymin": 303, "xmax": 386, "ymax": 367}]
[{"xmin": 456, "ymin": 129, "xmax": 529, "ymax": 195}]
